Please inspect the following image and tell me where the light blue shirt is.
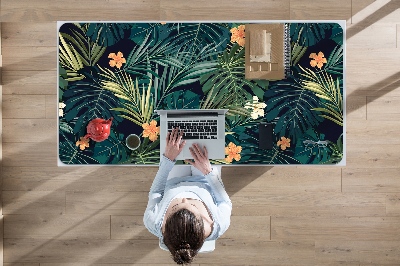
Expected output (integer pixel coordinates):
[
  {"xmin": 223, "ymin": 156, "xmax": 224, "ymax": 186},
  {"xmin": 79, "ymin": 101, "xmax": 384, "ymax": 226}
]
[{"xmin": 143, "ymin": 155, "xmax": 232, "ymax": 241}]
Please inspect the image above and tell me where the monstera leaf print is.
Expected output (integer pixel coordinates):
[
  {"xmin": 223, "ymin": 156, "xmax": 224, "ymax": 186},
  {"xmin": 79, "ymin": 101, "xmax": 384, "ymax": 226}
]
[
  {"xmin": 63, "ymin": 68, "xmax": 122, "ymax": 135},
  {"xmin": 290, "ymin": 23, "xmax": 333, "ymax": 47},
  {"xmin": 59, "ymin": 132, "xmax": 99, "ymax": 164},
  {"xmin": 200, "ymin": 43, "xmax": 265, "ymax": 107},
  {"xmin": 92, "ymin": 130, "xmax": 129, "ymax": 164},
  {"xmin": 265, "ymin": 75, "xmax": 323, "ymax": 141},
  {"xmin": 166, "ymin": 23, "xmax": 230, "ymax": 54},
  {"xmin": 86, "ymin": 23, "xmax": 132, "ymax": 46},
  {"xmin": 294, "ymin": 128, "xmax": 332, "ymax": 164}
]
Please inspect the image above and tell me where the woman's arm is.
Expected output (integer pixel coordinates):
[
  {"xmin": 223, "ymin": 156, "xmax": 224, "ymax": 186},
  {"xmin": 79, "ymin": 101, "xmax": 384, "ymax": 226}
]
[
  {"xmin": 143, "ymin": 155, "xmax": 175, "ymax": 236},
  {"xmin": 143, "ymin": 128, "xmax": 186, "ymax": 236},
  {"xmin": 185, "ymin": 144, "xmax": 232, "ymax": 237},
  {"xmin": 205, "ymin": 167, "xmax": 232, "ymax": 237}
]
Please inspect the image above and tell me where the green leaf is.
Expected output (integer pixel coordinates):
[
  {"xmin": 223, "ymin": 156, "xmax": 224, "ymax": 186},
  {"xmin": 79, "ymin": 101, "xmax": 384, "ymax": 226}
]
[
  {"xmin": 325, "ymin": 44, "xmax": 343, "ymax": 75},
  {"xmin": 265, "ymin": 74, "xmax": 323, "ymax": 140},
  {"xmin": 100, "ymin": 66, "xmax": 155, "ymax": 126},
  {"xmin": 86, "ymin": 23, "xmax": 132, "ymax": 46},
  {"xmin": 63, "ymin": 68, "xmax": 122, "ymax": 135},
  {"xmin": 290, "ymin": 23, "xmax": 333, "ymax": 47},
  {"xmin": 165, "ymin": 90, "xmax": 200, "ymax": 110},
  {"xmin": 59, "ymin": 32, "xmax": 84, "ymax": 72},
  {"xmin": 299, "ymin": 65, "xmax": 343, "ymax": 126},
  {"xmin": 200, "ymin": 43, "xmax": 264, "ymax": 107},
  {"xmin": 59, "ymin": 131, "xmax": 100, "ymax": 164},
  {"xmin": 92, "ymin": 130, "xmax": 129, "ymax": 164}
]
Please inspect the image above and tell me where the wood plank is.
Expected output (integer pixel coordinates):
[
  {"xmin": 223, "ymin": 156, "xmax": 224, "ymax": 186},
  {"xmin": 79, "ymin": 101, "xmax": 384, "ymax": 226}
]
[
  {"xmin": 351, "ymin": 0, "xmax": 400, "ymax": 25},
  {"xmin": 2, "ymin": 191, "xmax": 65, "ymax": 215},
  {"xmin": 2, "ymin": 119, "xmax": 56, "ymax": 143},
  {"xmin": 2, "ymin": 95, "xmax": 46, "ymax": 119},
  {"xmin": 367, "ymin": 96, "xmax": 400, "ymax": 120},
  {"xmin": 346, "ymin": 143, "xmax": 400, "ymax": 168},
  {"xmin": 222, "ymin": 216, "xmax": 270, "ymax": 240},
  {"xmin": 346, "ymin": 96, "xmax": 366, "ymax": 120},
  {"xmin": 3, "ymin": 263, "xmax": 40, "ymax": 266},
  {"xmin": 1, "ymin": 23, "xmax": 56, "ymax": 46},
  {"xmin": 347, "ymin": 23, "xmax": 396, "ymax": 48},
  {"xmin": 397, "ymin": 24, "xmax": 400, "ymax": 48},
  {"xmin": 160, "ymin": 0, "xmax": 290, "ymax": 20},
  {"xmin": 4, "ymin": 238, "xmax": 315, "ymax": 264},
  {"xmin": 351, "ymin": 0, "xmax": 376, "ymax": 24},
  {"xmin": 316, "ymin": 240, "xmax": 400, "ymax": 264},
  {"xmin": 0, "ymin": 216, "xmax": 3, "ymax": 266},
  {"xmin": 111, "ymin": 216, "xmax": 154, "ymax": 240},
  {"xmin": 2, "ymin": 71, "xmax": 56, "ymax": 95},
  {"xmin": 386, "ymin": 194, "xmax": 400, "ymax": 216},
  {"xmin": 41, "ymin": 264, "xmax": 197, "ymax": 266},
  {"xmin": 3, "ymin": 239, "xmax": 162, "ymax": 264},
  {"xmin": 2, "ymin": 46, "xmax": 56, "ymax": 58},
  {"xmin": 223, "ymin": 166, "xmax": 341, "ymax": 194},
  {"xmin": 346, "ymin": 48, "xmax": 400, "ymax": 97},
  {"xmin": 2, "ymin": 50, "xmax": 57, "ymax": 71},
  {"xmin": 66, "ymin": 191, "xmax": 148, "ymax": 215},
  {"xmin": 290, "ymin": 0, "xmax": 351, "ymax": 20},
  {"xmin": 273, "ymin": 216, "xmax": 400, "ymax": 241},
  {"xmin": 2, "ymin": 142, "xmax": 58, "ymax": 167},
  {"xmin": 347, "ymin": 120, "xmax": 400, "ymax": 144},
  {"xmin": 231, "ymin": 192, "xmax": 386, "ymax": 217},
  {"xmin": 0, "ymin": 0, "xmax": 160, "ymax": 22},
  {"xmin": 343, "ymin": 168, "xmax": 400, "ymax": 193},
  {"xmin": 4, "ymin": 214, "xmax": 110, "ymax": 240},
  {"xmin": 46, "ymin": 95, "xmax": 57, "ymax": 119},
  {"xmin": 2, "ymin": 46, "xmax": 57, "ymax": 71},
  {"xmin": 2, "ymin": 166, "xmax": 154, "ymax": 192}
]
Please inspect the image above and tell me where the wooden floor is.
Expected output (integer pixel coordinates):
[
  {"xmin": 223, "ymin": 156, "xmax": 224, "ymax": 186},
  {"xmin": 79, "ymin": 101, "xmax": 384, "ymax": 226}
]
[{"xmin": 1, "ymin": 0, "xmax": 400, "ymax": 265}]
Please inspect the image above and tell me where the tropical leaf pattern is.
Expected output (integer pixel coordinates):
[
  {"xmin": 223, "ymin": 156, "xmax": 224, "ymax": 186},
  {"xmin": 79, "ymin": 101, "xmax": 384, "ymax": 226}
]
[{"xmin": 58, "ymin": 22, "xmax": 344, "ymax": 165}]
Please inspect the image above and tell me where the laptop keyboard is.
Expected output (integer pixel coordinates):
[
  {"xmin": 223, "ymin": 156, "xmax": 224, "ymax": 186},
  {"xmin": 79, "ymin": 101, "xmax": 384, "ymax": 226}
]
[{"xmin": 168, "ymin": 120, "xmax": 218, "ymax": 139}]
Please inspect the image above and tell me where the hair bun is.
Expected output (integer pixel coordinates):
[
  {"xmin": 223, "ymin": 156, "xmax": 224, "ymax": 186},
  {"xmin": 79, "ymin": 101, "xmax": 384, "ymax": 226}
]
[
  {"xmin": 174, "ymin": 247, "xmax": 193, "ymax": 264},
  {"xmin": 179, "ymin": 242, "xmax": 191, "ymax": 250}
]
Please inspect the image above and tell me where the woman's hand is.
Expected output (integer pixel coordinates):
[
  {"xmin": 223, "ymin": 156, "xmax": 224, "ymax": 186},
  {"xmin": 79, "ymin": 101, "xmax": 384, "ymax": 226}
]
[
  {"xmin": 184, "ymin": 144, "xmax": 212, "ymax": 175},
  {"xmin": 164, "ymin": 127, "xmax": 186, "ymax": 161}
]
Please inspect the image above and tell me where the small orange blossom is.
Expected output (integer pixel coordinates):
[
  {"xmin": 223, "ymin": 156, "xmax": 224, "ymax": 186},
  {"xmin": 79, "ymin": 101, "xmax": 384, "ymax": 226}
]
[
  {"xmin": 142, "ymin": 120, "xmax": 160, "ymax": 142},
  {"xmin": 76, "ymin": 137, "xmax": 90, "ymax": 151},
  {"xmin": 108, "ymin": 51, "xmax": 126, "ymax": 69},
  {"xmin": 277, "ymin": 136, "xmax": 291, "ymax": 151},
  {"xmin": 225, "ymin": 142, "xmax": 242, "ymax": 163},
  {"xmin": 230, "ymin": 25, "xmax": 245, "ymax": 47},
  {"xmin": 309, "ymin": 51, "xmax": 327, "ymax": 69}
]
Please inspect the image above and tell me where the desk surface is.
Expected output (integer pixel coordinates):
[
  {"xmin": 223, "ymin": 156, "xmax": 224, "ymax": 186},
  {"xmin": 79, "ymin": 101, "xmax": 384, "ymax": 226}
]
[{"xmin": 58, "ymin": 21, "xmax": 344, "ymax": 165}]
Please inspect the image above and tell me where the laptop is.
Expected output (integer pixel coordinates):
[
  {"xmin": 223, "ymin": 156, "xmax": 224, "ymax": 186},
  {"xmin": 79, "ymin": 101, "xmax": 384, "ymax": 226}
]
[{"xmin": 155, "ymin": 109, "xmax": 228, "ymax": 160}]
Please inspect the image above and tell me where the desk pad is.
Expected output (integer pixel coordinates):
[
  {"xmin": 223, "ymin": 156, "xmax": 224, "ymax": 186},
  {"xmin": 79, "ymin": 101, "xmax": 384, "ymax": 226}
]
[{"xmin": 58, "ymin": 22, "xmax": 345, "ymax": 165}]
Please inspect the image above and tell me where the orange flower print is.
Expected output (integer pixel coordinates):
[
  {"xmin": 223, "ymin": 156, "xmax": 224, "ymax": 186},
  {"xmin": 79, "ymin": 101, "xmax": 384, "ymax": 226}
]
[
  {"xmin": 230, "ymin": 25, "xmax": 245, "ymax": 47},
  {"xmin": 142, "ymin": 120, "xmax": 160, "ymax": 142},
  {"xmin": 225, "ymin": 142, "xmax": 242, "ymax": 163},
  {"xmin": 309, "ymin": 51, "xmax": 327, "ymax": 69},
  {"xmin": 277, "ymin": 136, "xmax": 291, "ymax": 151},
  {"xmin": 76, "ymin": 137, "xmax": 90, "ymax": 151},
  {"xmin": 108, "ymin": 51, "xmax": 126, "ymax": 69}
]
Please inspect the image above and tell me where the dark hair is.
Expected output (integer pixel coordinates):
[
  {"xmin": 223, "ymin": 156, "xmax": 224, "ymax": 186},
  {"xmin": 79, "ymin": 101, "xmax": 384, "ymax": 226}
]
[{"xmin": 163, "ymin": 208, "xmax": 206, "ymax": 264}]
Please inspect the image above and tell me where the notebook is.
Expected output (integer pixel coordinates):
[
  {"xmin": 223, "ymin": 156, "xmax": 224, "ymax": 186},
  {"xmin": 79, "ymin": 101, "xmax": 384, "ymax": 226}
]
[
  {"xmin": 245, "ymin": 23, "xmax": 290, "ymax": 80},
  {"xmin": 155, "ymin": 109, "xmax": 228, "ymax": 160}
]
